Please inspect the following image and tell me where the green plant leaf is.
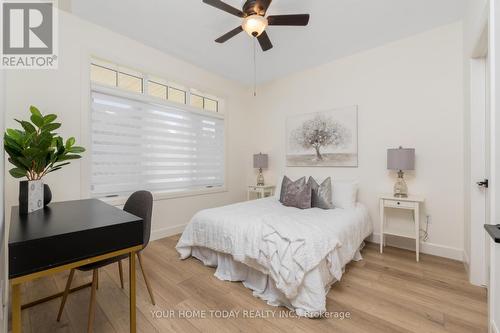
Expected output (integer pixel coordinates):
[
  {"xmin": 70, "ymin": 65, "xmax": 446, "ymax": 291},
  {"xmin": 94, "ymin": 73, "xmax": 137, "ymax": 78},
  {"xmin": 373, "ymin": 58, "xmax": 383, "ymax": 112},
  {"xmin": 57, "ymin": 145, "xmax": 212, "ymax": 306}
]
[
  {"xmin": 66, "ymin": 137, "xmax": 75, "ymax": 148},
  {"xmin": 30, "ymin": 114, "xmax": 44, "ymax": 128},
  {"xmin": 68, "ymin": 146, "xmax": 85, "ymax": 153},
  {"xmin": 43, "ymin": 114, "xmax": 57, "ymax": 124},
  {"xmin": 9, "ymin": 168, "xmax": 27, "ymax": 178},
  {"xmin": 42, "ymin": 122, "xmax": 61, "ymax": 132},
  {"xmin": 52, "ymin": 162, "xmax": 70, "ymax": 168},
  {"xmin": 29, "ymin": 106, "xmax": 42, "ymax": 118},
  {"xmin": 47, "ymin": 167, "xmax": 62, "ymax": 173},
  {"xmin": 15, "ymin": 120, "xmax": 36, "ymax": 133},
  {"xmin": 6, "ymin": 128, "xmax": 22, "ymax": 142},
  {"xmin": 58, "ymin": 154, "xmax": 81, "ymax": 161}
]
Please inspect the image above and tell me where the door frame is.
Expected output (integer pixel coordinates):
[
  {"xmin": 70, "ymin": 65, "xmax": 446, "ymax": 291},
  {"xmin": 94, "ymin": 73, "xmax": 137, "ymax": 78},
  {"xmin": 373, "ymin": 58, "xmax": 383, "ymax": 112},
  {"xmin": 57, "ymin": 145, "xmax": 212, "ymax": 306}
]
[{"xmin": 469, "ymin": 5, "xmax": 491, "ymax": 288}]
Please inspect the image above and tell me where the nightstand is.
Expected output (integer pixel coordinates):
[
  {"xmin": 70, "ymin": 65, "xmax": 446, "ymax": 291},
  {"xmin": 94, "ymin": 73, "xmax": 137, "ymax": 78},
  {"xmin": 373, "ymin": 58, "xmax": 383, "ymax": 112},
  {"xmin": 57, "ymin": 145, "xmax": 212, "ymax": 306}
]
[
  {"xmin": 247, "ymin": 185, "xmax": 275, "ymax": 200},
  {"xmin": 380, "ymin": 194, "xmax": 425, "ymax": 261}
]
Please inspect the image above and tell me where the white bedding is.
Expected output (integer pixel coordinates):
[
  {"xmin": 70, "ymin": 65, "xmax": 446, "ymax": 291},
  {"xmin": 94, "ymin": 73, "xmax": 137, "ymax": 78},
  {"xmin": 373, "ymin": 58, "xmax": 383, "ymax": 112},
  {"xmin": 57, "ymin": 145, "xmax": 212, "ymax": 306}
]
[{"xmin": 176, "ymin": 197, "xmax": 372, "ymax": 316}]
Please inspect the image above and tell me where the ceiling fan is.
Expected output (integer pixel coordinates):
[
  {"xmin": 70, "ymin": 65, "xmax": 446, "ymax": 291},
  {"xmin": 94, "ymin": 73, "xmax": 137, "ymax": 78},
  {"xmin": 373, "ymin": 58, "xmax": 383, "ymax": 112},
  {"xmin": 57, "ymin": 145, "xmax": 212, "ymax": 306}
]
[{"xmin": 202, "ymin": 0, "xmax": 310, "ymax": 51}]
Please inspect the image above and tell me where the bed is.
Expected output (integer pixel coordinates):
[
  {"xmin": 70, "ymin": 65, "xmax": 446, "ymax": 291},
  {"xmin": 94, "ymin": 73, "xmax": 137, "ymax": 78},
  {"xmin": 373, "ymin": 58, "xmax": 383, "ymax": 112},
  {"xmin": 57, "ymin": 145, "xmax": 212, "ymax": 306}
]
[{"xmin": 176, "ymin": 195, "xmax": 372, "ymax": 317}]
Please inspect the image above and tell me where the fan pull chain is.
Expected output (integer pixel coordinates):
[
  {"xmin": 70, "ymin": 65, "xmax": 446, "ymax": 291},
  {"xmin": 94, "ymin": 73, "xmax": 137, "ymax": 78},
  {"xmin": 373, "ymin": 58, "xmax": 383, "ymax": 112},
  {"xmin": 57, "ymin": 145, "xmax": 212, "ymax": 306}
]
[{"xmin": 253, "ymin": 37, "xmax": 257, "ymax": 97}]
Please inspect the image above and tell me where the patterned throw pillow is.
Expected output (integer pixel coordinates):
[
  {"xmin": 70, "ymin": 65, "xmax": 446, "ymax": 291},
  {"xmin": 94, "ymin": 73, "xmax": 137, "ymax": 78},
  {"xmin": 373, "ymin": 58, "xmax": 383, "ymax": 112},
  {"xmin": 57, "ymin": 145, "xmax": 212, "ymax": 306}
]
[
  {"xmin": 281, "ymin": 176, "xmax": 312, "ymax": 209},
  {"xmin": 307, "ymin": 177, "xmax": 334, "ymax": 209}
]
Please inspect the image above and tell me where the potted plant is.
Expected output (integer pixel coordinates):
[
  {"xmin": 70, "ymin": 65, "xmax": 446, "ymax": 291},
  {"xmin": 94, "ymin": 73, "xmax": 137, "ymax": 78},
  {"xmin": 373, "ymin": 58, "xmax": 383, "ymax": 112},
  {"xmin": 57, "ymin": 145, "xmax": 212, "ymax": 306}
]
[{"xmin": 4, "ymin": 106, "xmax": 85, "ymax": 214}]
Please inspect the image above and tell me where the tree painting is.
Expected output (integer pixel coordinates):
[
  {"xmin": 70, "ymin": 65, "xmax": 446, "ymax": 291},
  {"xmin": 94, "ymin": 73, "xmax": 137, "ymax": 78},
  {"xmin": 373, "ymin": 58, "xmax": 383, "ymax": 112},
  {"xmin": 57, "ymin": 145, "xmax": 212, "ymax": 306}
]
[{"xmin": 290, "ymin": 114, "xmax": 350, "ymax": 161}]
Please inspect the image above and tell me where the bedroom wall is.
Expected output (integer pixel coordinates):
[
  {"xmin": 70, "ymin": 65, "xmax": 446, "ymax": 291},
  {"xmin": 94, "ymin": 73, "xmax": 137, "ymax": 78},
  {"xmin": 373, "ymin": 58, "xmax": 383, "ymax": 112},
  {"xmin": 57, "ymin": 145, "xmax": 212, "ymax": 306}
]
[
  {"xmin": 249, "ymin": 22, "xmax": 464, "ymax": 260},
  {"xmin": 3, "ymin": 10, "xmax": 253, "ymax": 240},
  {"xmin": 0, "ymin": 67, "xmax": 6, "ymax": 333}
]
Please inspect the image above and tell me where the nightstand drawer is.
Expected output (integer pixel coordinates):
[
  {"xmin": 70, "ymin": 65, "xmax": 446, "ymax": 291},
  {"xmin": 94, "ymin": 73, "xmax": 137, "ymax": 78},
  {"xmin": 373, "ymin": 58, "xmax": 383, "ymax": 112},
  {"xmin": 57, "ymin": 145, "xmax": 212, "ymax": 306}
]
[{"xmin": 384, "ymin": 199, "xmax": 415, "ymax": 209}]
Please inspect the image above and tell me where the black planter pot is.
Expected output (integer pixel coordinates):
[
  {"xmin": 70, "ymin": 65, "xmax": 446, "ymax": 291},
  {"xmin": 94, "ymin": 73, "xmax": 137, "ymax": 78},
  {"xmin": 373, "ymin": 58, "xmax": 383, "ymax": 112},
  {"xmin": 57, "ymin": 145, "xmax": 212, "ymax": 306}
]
[{"xmin": 44, "ymin": 184, "xmax": 52, "ymax": 206}]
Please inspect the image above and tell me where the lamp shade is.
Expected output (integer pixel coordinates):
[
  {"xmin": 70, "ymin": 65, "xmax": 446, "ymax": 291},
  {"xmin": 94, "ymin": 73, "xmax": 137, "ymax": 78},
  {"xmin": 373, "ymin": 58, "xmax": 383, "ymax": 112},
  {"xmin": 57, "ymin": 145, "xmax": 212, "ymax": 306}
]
[
  {"xmin": 387, "ymin": 147, "xmax": 415, "ymax": 171},
  {"xmin": 253, "ymin": 153, "xmax": 268, "ymax": 169}
]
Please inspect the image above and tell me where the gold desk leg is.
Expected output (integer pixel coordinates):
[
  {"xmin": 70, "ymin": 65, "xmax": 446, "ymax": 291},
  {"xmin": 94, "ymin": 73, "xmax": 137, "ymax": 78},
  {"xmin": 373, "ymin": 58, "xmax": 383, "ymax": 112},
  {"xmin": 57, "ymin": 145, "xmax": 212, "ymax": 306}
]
[
  {"xmin": 129, "ymin": 251, "xmax": 136, "ymax": 333},
  {"xmin": 12, "ymin": 283, "xmax": 21, "ymax": 333}
]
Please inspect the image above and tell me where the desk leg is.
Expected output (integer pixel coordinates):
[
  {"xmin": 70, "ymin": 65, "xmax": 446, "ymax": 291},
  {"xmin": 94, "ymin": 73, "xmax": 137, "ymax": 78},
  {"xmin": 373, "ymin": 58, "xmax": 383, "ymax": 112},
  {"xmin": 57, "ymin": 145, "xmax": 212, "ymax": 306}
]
[
  {"xmin": 12, "ymin": 283, "xmax": 21, "ymax": 333},
  {"xmin": 129, "ymin": 251, "xmax": 136, "ymax": 333},
  {"xmin": 379, "ymin": 199, "xmax": 384, "ymax": 254},
  {"xmin": 415, "ymin": 205, "xmax": 420, "ymax": 262}
]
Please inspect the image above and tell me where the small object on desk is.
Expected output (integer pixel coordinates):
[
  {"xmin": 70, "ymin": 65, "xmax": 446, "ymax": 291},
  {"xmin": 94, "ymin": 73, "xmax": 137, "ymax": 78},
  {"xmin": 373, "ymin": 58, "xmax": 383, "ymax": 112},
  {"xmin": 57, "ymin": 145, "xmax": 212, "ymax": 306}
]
[
  {"xmin": 379, "ymin": 194, "xmax": 424, "ymax": 262},
  {"xmin": 248, "ymin": 185, "xmax": 275, "ymax": 200},
  {"xmin": 253, "ymin": 153, "xmax": 268, "ymax": 186},
  {"xmin": 485, "ymin": 224, "xmax": 500, "ymax": 243},
  {"xmin": 387, "ymin": 147, "xmax": 415, "ymax": 198},
  {"xmin": 19, "ymin": 180, "xmax": 44, "ymax": 214}
]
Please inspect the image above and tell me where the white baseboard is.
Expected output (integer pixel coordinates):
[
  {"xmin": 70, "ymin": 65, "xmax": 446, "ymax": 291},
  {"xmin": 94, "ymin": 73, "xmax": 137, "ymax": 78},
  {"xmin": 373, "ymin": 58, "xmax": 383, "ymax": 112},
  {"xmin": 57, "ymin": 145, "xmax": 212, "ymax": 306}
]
[
  {"xmin": 368, "ymin": 233, "xmax": 463, "ymax": 261},
  {"xmin": 463, "ymin": 250, "xmax": 470, "ymax": 275},
  {"xmin": 150, "ymin": 223, "xmax": 187, "ymax": 242},
  {"xmin": 492, "ymin": 321, "xmax": 499, "ymax": 333}
]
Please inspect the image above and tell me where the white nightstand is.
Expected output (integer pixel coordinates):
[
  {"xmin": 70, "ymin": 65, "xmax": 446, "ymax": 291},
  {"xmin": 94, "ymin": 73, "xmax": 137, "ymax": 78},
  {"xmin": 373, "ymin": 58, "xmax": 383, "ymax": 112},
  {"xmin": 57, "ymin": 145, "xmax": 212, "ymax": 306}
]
[
  {"xmin": 380, "ymin": 194, "xmax": 425, "ymax": 262},
  {"xmin": 247, "ymin": 185, "xmax": 275, "ymax": 200}
]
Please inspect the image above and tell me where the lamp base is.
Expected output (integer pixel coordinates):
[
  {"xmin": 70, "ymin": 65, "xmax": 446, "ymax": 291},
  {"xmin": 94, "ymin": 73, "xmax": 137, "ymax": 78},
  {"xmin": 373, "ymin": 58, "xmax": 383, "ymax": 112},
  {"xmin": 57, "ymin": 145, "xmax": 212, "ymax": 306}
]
[
  {"xmin": 393, "ymin": 170, "xmax": 408, "ymax": 198},
  {"xmin": 257, "ymin": 168, "xmax": 265, "ymax": 186}
]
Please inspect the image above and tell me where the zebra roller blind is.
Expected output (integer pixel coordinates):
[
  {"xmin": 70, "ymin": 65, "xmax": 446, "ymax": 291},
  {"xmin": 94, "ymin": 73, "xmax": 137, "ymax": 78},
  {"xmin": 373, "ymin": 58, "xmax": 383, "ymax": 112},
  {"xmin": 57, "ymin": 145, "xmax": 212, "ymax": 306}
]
[{"xmin": 90, "ymin": 90, "xmax": 225, "ymax": 197}]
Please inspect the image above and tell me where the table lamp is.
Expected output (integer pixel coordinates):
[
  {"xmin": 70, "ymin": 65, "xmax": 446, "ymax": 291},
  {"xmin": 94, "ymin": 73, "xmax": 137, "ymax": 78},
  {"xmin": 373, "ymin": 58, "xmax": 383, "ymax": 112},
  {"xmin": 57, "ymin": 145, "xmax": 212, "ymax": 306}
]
[
  {"xmin": 253, "ymin": 153, "xmax": 268, "ymax": 186},
  {"xmin": 387, "ymin": 147, "xmax": 415, "ymax": 197}
]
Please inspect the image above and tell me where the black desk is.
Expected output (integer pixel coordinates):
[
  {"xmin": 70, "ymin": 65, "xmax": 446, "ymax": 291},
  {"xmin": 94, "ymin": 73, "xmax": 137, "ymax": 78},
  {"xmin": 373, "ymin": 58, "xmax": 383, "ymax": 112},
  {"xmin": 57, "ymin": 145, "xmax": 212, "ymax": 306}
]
[{"xmin": 9, "ymin": 199, "xmax": 143, "ymax": 333}]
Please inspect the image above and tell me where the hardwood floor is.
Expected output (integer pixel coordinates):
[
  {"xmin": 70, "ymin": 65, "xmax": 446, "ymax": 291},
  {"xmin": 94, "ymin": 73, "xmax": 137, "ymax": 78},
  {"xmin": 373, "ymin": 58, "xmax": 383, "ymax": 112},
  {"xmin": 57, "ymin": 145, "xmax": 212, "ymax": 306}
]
[{"xmin": 11, "ymin": 235, "xmax": 487, "ymax": 333}]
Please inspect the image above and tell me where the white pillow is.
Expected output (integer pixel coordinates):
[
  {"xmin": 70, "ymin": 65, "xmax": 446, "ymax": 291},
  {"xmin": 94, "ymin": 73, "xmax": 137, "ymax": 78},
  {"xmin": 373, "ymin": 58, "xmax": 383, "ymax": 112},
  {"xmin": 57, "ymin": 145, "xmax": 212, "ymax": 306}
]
[{"xmin": 332, "ymin": 180, "xmax": 358, "ymax": 209}]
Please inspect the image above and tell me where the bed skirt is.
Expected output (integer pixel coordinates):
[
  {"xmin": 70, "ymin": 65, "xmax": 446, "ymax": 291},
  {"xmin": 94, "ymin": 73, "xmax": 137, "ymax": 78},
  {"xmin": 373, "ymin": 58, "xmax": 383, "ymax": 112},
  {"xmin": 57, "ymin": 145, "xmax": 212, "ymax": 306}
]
[{"xmin": 189, "ymin": 246, "xmax": 363, "ymax": 317}]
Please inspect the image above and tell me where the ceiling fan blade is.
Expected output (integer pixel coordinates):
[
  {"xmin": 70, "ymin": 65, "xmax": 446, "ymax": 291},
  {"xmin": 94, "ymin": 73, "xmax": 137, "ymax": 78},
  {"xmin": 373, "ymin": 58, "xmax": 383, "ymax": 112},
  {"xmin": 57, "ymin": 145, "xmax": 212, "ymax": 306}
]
[
  {"xmin": 257, "ymin": 31, "xmax": 273, "ymax": 51},
  {"xmin": 215, "ymin": 26, "xmax": 243, "ymax": 43},
  {"xmin": 267, "ymin": 14, "xmax": 310, "ymax": 26},
  {"xmin": 202, "ymin": 0, "xmax": 244, "ymax": 17},
  {"xmin": 256, "ymin": 0, "xmax": 272, "ymax": 14}
]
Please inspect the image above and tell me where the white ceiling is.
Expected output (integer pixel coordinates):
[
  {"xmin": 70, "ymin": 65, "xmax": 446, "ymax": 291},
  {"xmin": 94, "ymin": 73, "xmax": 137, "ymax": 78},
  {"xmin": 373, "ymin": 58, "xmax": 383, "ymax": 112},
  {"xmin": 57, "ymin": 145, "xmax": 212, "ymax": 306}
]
[{"xmin": 71, "ymin": 0, "xmax": 465, "ymax": 85}]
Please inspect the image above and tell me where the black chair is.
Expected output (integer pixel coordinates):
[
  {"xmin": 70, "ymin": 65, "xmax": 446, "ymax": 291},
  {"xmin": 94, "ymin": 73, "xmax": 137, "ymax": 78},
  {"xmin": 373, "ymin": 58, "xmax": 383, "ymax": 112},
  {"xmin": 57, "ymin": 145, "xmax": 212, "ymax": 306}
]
[{"xmin": 56, "ymin": 191, "xmax": 155, "ymax": 331}]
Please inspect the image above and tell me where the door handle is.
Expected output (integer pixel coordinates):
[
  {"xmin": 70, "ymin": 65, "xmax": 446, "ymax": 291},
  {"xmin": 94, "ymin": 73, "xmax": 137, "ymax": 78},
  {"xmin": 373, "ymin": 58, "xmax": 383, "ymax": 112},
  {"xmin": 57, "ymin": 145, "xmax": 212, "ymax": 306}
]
[{"xmin": 477, "ymin": 179, "xmax": 489, "ymax": 188}]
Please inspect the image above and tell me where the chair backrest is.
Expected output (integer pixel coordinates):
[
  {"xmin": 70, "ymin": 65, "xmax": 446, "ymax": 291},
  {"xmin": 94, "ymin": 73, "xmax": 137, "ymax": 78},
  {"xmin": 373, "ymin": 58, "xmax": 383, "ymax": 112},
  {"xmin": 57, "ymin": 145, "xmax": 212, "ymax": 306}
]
[{"xmin": 123, "ymin": 191, "xmax": 153, "ymax": 249}]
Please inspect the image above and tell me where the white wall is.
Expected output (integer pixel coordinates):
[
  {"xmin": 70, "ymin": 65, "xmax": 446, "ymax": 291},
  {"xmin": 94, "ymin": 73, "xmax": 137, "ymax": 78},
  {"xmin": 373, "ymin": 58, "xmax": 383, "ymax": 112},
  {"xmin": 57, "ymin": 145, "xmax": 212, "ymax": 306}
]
[
  {"xmin": 4, "ymin": 10, "xmax": 253, "ymax": 239},
  {"xmin": 249, "ymin": 22, "xmax": 464, "ymax": 260},
  {"xmin": 0, "ymin": 68, "xmax": 6, "ymax": 333}
]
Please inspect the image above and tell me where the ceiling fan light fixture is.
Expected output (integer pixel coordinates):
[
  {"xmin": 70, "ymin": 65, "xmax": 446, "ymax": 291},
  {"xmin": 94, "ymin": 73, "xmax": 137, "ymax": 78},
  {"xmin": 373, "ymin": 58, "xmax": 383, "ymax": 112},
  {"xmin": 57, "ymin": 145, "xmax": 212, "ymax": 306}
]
[{"xmin": 242, "ymin": 14, "xmax": 268, "ymax": 37}]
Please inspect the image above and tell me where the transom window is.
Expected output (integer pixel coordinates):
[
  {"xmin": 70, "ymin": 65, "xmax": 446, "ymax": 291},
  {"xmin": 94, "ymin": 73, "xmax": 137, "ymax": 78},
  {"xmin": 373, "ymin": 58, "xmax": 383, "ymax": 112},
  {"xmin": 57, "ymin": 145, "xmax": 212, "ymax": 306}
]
[{"xmin": 90, "ymin": 59, "xmax": 219, "ymax": 112}]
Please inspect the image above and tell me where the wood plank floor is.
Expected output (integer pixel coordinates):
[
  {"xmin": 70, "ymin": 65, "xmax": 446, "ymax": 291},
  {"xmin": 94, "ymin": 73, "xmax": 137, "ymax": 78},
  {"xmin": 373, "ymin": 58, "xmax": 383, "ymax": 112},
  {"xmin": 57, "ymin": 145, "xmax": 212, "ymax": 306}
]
[{"xmin": 10, "ymin": 235, "xmax": 487, "ymax": 333}]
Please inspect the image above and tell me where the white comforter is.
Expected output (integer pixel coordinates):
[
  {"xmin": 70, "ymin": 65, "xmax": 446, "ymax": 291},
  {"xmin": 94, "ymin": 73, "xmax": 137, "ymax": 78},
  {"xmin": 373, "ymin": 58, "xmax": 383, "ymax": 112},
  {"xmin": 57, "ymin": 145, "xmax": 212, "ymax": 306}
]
[{"xmin": 176, "ymin": 197, "xmax": 372, "ymax": 315}]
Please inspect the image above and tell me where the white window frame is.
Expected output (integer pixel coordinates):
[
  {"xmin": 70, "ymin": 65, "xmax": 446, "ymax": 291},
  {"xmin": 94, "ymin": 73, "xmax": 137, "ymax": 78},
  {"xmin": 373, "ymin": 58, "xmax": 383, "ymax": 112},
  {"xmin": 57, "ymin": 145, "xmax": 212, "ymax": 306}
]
[{"xmin": 80, "ymin": 57, "xmax": 228, "ymax": 205}]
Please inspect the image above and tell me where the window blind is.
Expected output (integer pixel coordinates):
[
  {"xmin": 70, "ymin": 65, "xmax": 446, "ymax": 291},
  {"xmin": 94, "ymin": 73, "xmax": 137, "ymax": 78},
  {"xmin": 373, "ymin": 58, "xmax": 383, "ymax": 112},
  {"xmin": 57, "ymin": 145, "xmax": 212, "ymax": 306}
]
[{"xmin": 90, "ymin": 90, "xmax": 225, "ymax": 197}]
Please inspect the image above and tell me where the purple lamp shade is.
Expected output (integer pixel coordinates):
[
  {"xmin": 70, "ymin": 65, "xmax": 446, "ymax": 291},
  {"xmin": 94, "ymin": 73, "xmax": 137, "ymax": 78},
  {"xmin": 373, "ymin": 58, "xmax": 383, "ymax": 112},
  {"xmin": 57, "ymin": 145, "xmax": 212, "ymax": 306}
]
[
  {"xmin": 387, "ymin": 147, "xmax": 415, "ymax": 171},
  {"xmin": 253, "ymin": 153, "xmax": 268, "ymax": 169}
]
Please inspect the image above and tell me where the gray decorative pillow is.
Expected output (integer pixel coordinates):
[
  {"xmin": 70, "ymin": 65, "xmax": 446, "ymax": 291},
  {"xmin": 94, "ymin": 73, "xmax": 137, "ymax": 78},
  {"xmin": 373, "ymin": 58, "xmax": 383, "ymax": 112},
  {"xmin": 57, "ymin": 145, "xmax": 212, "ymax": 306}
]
[
  {"xmin": 308, "ymin": 177, "xmax": 333, "ymax": 209},
  {"xmin": 282, "ymin": 177, "xmax": 312, "ymax": 209},
  {"xmin": 279, "ymin": 176, "xmax": 292, "ymax": 203}
]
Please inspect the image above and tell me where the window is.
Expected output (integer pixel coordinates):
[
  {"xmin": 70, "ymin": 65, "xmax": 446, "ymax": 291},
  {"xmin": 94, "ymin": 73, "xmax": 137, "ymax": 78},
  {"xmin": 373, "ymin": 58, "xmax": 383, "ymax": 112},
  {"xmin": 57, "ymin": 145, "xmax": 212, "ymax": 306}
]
[
  {"xmin": 168, "ymin": 87, "xmax": 186, "ymax": 104},
  {"xmin": 190, "ymin": 94, "xmax": 204, "ymax": 109},
  {"xmin": 90, "ymin": 89, "xmax": 225, "ymax": 198},
  {"xmin": 90, "ymin": 64, "xmax": 117, "ymax": 87},
  {"xmin": 190, "ymin": 93, "xmax": 219, "ymax": 112},
  {"xmin": 91, "ymin": 59, "xmax": 220, "ymax": 113},
  {"xmin": 148, "ymin": 81, "xmax": 167, "ymax": 100},
  {"xmin": 118, "ymin": 72, "xmax": 143, "ymax": 93}
]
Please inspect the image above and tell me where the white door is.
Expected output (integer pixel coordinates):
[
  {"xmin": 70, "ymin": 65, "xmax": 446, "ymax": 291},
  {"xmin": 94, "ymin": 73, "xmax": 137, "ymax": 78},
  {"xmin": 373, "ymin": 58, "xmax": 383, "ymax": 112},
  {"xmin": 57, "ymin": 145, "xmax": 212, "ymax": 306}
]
[
  {"xmin": 470, "ymin": 56, "xmax": 489, "ymax": 286},
  {"xmin": 469, "ymin": 24, "xmax": 490, "ymax": 286}
]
